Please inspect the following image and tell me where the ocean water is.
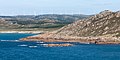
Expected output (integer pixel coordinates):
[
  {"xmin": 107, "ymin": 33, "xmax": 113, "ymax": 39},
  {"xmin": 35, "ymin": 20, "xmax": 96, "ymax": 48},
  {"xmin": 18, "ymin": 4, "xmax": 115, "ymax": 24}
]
[{"xmin": 0, "ymin": 33, "xmax": 120, "ymax": 60}]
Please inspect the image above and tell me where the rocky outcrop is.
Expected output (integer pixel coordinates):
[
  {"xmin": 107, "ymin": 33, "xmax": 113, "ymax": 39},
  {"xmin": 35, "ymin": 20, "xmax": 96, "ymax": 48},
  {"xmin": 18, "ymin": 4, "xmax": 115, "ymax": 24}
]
[
  {"xmin": 0, "ymin": 19, "xmax": 10, "ymax": 25},
  {"xmin": 54, "ymin": 10, "xmax": 120, "ymax": 37},
  {"xmin": 41, "ymin": 43, "xmax": 73, "ymax": 47},
  {"xmin": 21, "ymin": 10, "xmax": 120, "ymax": 44}
]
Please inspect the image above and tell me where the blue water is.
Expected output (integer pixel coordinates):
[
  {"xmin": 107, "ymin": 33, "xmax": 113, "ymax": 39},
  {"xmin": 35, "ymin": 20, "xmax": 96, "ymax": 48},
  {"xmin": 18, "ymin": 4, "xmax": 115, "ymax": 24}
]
[{"xmin": 0, "ymin": 33, "xmax": 120, "ymax": 60}]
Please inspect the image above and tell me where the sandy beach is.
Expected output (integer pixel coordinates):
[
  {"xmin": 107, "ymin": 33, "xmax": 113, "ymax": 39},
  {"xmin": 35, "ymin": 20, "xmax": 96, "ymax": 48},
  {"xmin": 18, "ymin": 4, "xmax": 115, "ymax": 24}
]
[{"xmin": 0, "ymin": 31, "xmax": 44, "ymax": 34}]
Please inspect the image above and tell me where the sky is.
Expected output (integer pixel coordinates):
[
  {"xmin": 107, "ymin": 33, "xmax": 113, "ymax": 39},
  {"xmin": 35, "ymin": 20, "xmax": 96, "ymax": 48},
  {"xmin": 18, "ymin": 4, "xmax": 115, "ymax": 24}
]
[{"xmin": 0, "ymin": 0, "xmax": 120, "ymax": 15}]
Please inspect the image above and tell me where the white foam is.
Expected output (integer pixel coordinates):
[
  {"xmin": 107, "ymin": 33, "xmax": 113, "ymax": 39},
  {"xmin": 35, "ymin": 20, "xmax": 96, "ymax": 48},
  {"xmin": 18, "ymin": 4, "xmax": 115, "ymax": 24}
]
[
  {"xmin": 36, "ymin": 42, "xmax": 44, "ymax": 43},
  {"xmin": 18, "ymin": 44, "xmax": 28, "ymax": 47},
  {"xmin": 29, "ymin": 46, "xmax": 37, "ymax": 48},
  {"xmin": 41, "ymin": 44, "xmax": 48, "ymax": 46},
  {"xmin": 0, "ymin": 40, "xmax": 19, "ymax": 42}
]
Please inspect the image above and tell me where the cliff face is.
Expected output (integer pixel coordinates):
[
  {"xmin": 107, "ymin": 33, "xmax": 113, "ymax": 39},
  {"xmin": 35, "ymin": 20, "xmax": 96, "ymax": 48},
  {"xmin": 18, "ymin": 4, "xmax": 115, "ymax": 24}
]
[{"xmin": 52, "ymin": 10, "xmax": 120, "ymax": 37}]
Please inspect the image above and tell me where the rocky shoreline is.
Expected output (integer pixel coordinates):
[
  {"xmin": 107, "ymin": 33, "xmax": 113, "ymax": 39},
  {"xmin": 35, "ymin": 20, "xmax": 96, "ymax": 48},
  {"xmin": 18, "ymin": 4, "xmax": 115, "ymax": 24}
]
[
  {"xmin": 20, "ymin": 33, "xmax": 120, "ymax": 44},
  {"xmin": 41, "ymin": 43, "xmax": 73, "ymax": 47},
  {"xmin": 20, "ymin": 37, "xmax": 120, "ymax": 44}
]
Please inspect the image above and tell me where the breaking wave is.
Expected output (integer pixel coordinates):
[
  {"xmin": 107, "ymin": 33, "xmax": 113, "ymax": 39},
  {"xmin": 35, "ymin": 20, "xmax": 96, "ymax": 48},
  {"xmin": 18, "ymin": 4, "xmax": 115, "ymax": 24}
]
[{"xmin": 0, "ymin": 40, "xmax": 20, "ymax": 42}]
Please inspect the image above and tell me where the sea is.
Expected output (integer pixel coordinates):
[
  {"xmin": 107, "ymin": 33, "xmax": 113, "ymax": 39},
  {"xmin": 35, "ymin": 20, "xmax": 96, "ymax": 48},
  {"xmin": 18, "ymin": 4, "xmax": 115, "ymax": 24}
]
[{"xmin": 0, "ymin": 33, "xmax": 120, "ymax": 60}]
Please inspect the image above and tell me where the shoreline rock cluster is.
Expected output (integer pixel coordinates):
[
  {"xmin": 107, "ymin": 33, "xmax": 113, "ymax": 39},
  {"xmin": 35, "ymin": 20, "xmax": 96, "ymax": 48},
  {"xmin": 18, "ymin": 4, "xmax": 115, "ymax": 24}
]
[
  {"xmin": 41, "ymin": 43, "xmax": 73, "ymax": 47},
  {"xmin": 20, "ymin": 33, "xmax": 120, "ymax": 44}
]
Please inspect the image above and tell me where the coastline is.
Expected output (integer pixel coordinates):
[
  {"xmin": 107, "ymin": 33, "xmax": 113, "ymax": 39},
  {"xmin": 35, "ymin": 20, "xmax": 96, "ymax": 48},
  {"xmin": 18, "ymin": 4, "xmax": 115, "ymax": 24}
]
[
  {"xmin": 0, "ymin": 31, "xmax": 45, "ymax": 34},
  {"xmin": 20, "ymin": 33, "xmax": 120, "ymax": 44}
]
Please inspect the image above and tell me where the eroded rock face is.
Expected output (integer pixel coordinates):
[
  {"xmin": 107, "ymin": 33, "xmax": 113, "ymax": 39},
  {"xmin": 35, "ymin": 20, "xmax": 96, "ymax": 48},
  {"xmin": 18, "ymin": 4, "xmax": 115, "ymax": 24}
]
[
  {"xmin": 53, "ymin": 10, "xmax": 120, "ymax": 37},
  {"xmin": 116, "ymin": 11, "xmax": 120, "ymax": 17}
]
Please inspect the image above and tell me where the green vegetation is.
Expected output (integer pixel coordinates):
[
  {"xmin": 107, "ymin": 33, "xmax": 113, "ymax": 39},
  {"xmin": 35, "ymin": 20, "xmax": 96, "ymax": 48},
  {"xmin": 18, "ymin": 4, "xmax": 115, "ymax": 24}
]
[
  {"xmin": 0, "ymin": 14, "xmax": 90, "ymax": 31},
  {"xmin": 29, "ymin": 24, "xmax": 66, "ymax": 28}
]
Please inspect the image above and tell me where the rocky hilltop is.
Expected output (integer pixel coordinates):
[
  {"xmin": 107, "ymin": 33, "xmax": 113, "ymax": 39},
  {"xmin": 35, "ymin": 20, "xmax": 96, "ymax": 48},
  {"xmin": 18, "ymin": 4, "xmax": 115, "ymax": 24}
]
[
  {"xmin": 55, "ymin": 10, "xmax": 120, "ymax": 37},
  {"xmin": 21, "ymin": 10, "xmax": 120, "ymax": 44}
]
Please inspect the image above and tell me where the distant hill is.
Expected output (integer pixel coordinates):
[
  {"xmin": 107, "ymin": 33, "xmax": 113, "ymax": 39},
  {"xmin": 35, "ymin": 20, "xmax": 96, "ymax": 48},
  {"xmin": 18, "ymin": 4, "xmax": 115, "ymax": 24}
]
[
  {"xmin": 0, "ymin": 14, "xmax": 90, "ymax": 29},
  {"xmin": 33, "ymin": 14, "xmax": 90, "ymax": 24}
]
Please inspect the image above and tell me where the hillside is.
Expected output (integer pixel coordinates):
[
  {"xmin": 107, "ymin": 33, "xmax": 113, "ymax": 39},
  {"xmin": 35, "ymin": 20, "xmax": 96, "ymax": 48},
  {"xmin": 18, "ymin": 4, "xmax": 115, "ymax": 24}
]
[
  {"xmin": 0, "ymin": 14, "xmax": 90, "ymax": 29},
  {"xmin": 21, "ymin": 10, "xmax": 120, "ymax": 44},
  {"xmin": 55, "ymin": 10, "xmax": 120, "ymax": 37}
]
